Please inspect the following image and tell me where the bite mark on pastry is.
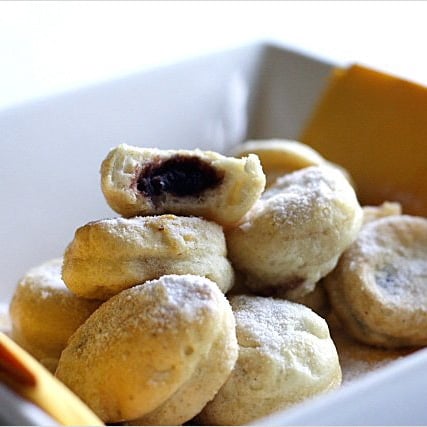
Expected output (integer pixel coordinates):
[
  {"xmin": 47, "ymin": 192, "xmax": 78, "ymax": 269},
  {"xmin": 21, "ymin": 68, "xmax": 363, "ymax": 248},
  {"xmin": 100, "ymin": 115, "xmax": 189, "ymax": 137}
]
[{"xmin": 100, "ymin": 144, "xmax": 265, "ymax": 225}]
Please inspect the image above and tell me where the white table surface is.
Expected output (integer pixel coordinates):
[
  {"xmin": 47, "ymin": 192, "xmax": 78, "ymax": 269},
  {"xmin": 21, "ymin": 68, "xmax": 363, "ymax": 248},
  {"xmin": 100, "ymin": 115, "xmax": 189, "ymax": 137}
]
[{"xmin": 1, "ymin": 0, "xmax": 427, "ymax": 112}]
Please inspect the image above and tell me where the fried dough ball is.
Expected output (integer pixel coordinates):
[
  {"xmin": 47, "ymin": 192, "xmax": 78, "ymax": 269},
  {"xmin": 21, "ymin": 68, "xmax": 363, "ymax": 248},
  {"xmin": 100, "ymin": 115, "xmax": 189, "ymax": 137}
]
[
  {"xmin": 197, "ymin": 295, "xmax": 341, "ymax": 425},
  {"xmin": 55, "ymin": 275, "xmax": 238, "ymax": 424},
  {"xmin": 62, "ymin": 215, "xmax": 234, "ymax": 300},
  {"xmin": 226, "ymin": 166, "xmax": 363, "ymax": 299},
  {"xmin": 9, "ymin": 258, "xmax": 101, "ymax": 372},
  {"xmin": 101, "ymin": 144, "xmax": 266, "ymax": 226},
  {"xmin": 324, "ymin": 215, "xmax": 427, "ymax": 348}
]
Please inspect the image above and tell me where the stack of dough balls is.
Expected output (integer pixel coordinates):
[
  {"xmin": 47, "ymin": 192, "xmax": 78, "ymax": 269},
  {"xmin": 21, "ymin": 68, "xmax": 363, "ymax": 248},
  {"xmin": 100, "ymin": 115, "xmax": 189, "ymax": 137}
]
[{"xmin": 19, "ymin": 139, "xmax": 424, "ymax": 426}]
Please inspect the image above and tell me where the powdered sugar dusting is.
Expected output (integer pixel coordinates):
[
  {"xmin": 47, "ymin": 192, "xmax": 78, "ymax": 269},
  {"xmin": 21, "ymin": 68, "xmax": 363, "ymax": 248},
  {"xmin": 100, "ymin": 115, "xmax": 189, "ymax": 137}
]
[
  {"xmin": 231, "ymin": 295, "xmax": 334, "ymax": 368},
  {"xmin": 349, "ymin": 216, "xmax": 427, "ymax": 309},
  {"xmin": 125, "ymin": 274, "xmax": 221, "ymax": 331},
  {"xmin": 22, "ymin": 258, "xmax": 69, "ymax": 298},
  {"xmin": 259, "ymin": 165, "xmax": 359, "ymax": 229}
]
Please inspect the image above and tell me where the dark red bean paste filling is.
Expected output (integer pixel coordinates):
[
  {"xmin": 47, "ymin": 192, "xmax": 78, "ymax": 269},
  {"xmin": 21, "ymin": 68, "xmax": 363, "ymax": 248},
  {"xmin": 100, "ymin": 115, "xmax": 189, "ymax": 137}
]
[{"xmin": 137, "ymin": 155, "xmax": 224, "ymax": 198}]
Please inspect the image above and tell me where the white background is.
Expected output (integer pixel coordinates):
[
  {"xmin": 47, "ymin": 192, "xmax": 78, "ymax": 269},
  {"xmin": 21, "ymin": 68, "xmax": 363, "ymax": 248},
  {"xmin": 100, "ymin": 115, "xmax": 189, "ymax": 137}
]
[{"xmin": 1, "ymin": 0, "xmax": 427, "ymax": 111}]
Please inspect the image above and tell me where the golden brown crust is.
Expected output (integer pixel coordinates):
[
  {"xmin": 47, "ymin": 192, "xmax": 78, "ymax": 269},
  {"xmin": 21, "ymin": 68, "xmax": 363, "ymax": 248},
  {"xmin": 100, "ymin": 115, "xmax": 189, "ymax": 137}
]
[
  {"xmin": 9, "ymin": 258, "xmax": 101, "ymax": 372},
  {"xmin": 197, "ymin": 295, "xmax": 341, "ymax": 425},
  {"xmin": 324, "ymin": 215, "xmax": 427, "ymax": 348},
  {"xmin": 55, "ymin": 275, "xmax": 238, "ymax": 424},
  {"xmin": 100, "ymin": 144, "xmax": 265, "ymax": 226},
  {"xmin": 62, "ymin": 215, "xmax": 234, "ymax": 300}
]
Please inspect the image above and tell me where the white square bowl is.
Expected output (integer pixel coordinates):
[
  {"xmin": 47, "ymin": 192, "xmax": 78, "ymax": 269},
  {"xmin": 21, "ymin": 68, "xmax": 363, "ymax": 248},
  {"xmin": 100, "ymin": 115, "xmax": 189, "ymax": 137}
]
[{"xmin": 1, "ymin": 42, "xmax": 426, "ymax": 425}]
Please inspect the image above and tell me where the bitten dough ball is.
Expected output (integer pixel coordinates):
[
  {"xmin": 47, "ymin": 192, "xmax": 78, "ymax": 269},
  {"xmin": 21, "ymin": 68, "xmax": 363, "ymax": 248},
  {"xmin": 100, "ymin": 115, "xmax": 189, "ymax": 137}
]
[
  {"xmin": 55, "ymin": 274, "xmax": 238, "ymax": 425},
  {"xmin": 62, "ymin": 215, "xmax": 234, "ymax": 300},
  {"xmin": 226, "ymin": 166, "xmax": 363, "ymax": 299},
  {"xmin": 197, "ymin": 295, "xmax": 341, "ymax": 425},
  {"xmin": 100, "ymin": 144, "xmax": 266, "ymax": 226},
  {"xmin": 9, "ymin": 258, "xmax": 101, "ymax": 372}
]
